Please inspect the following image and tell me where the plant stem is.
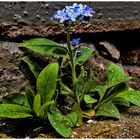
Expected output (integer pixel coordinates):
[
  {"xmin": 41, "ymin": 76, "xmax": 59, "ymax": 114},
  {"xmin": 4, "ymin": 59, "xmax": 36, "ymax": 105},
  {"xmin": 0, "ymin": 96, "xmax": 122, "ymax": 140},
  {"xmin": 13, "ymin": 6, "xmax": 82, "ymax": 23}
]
[{"xmin": 66, "ymin": 26, "xmax": 77, "ymax": 102}]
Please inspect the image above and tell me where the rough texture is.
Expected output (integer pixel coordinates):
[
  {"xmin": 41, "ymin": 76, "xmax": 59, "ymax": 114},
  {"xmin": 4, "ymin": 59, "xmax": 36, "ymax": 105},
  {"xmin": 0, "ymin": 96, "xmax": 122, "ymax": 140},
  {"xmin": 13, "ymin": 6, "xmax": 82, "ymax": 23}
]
[
  {"xmin": 0, "ymin": 2, "xmax": 140, "ymax": 25},
  {"xmin": 71, "ymin": 106, "xmax": 140, "ymax": 138},
  {"xmin": 0, "ymin": 2, "xmax": 140, "ymax": 138},
  {"xmin": 0, "ymin": 2, "xmax": 140, "ymax": 41},
  {"xmin": 0, "ymin": 42, "xmax": 30, "ymax": 98}
]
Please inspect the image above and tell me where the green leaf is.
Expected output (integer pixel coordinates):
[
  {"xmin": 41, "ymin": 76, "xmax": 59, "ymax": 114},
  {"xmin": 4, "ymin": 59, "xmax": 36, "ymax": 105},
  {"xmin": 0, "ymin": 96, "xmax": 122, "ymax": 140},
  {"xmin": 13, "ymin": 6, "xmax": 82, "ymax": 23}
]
[
  {"xmin": 76, "ymin": 66, "xmax": 85, "ymax": 83},
  {"xmin": 0, "ymin": 104, "xmax": 32, "ymax": 119},
  {"xmin": 108, "ymin": 63, "xmax": 124, "ymax": 81},
  {"xmin": 75, "ymin": 46, "xmax": 94, "ymax": 65},
  {"xmin": 2, "ymin": 93, "xmax": 25, "ymax": 106},
  {"xmin": 112, "ymin": 97, "xmax": 130, "ymax": 107},
  {"xmin": 95, "ymin": 83, "xmax": 128, "ymax": 107},
  {"xmin": 25, "ymin": 87, "xmax": 35, "ymax": 110},
  {"xmin": 33, "ymin": 94, "xmax": 41, "ymax": 116},
  {"xmin": 76, "ymin": 75, "xmax": 91, "ymax": 102},
  {"xmin": 19, "ymin": 38, "xmax": 68, "ymax": 57},
  {"xmin": 38, "ymin": 100, "xmax": 55, "ymax": 118},
  {"xmin": 95, "ymin": 102, "xmax": 120, "ymax": 119},
  {"xmin": 22, "ymin": 56, "xmax": 40, "ymax": 78},
  {"xmin": 60, "ymin": 81, "xmax": 73, "ymax": 96},
  {"xmin": 37, "ymin": 62, "xmax": 59, "ymax": 103},
  {"xmin": 72, "ymin": 103, "xmax": 83, "ymax": 126},
  {"xmin": 84, "ymin": 95, "xmax": 97, "ymax": 104},
  {"xmin": 116, "ymin": 88, "xmax": 140, "ymax": 107},
  {"xmin": 104, "ymin": 83, "xmax": 129, "ymax": 101},
  {"xmin": 92, "ymin": 81, "xmax": 129, "ymax": 101},
  {"xmin": 65, "ymin": 112, "xmax": 78, "ymax": 127},
  {"xmin": 84, "ymin": 80, "xmax": 97, "ymax": 94},
  {"xmin": 47, "ymin": 112, "xmax": 72, "ymax": 138},
  {"xmin": 108, "ymin": 63, "xmax": 132, "ymax": 84}
]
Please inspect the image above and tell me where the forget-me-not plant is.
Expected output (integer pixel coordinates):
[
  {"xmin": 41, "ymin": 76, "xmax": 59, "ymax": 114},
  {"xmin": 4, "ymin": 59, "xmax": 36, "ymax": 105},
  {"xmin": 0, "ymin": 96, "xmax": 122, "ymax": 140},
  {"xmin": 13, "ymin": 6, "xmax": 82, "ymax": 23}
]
[
  {"xmin": 51, "ymin": 3, "xmax": 95, "ymax": 103},
  {"xmin": 1, "ymin": 3, "xmax": 140, "ymax": 138}
]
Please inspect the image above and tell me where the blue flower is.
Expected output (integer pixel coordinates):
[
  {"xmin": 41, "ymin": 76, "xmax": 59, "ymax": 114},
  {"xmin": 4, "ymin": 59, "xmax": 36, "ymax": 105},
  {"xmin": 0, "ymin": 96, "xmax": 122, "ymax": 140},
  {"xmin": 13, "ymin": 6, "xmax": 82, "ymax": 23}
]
[
  {"xmin": 76, "ymin": 50, "xmax": 82, "ymax": 57},
  {"xmin": 82, "ymin": 5, "xmax": 95, "ymax": 17},
  {"xmin": 52, "ymin": 9, "xmax": 70, "ymax": 23},
  {"xmin": 70, "ymin": 38, "xmax": 81, "ymax": 46},
  {"xmin": 51, "ymin": 3, "xmax": 95, "ymax": 23},
  {"xmin": 66, "ymin": 3, "xmax": 79, "ymax": 9},
  {"xmin": 74, "ymin": 4, "xmax": 85, "ymax": 16},
  {"xmin": 66, "ymin": 8, "xmax": 77, "ymax": 22}
]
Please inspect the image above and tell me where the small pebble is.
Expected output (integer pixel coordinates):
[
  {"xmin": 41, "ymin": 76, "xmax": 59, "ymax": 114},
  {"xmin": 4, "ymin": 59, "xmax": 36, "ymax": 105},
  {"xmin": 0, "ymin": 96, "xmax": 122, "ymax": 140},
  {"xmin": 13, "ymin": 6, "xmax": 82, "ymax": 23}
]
[
  {"xmin": 23, "ymin": 11, "xmax": 28, "ymax": 16},
  {"xmin": 98, "ymin": 13, "xmax": 103, "ymax": 18},
  {"xmin": 87, "ymin": 119, "xmax": 94, "ymax": 124},
  {"xmin": 46, "ymin": 11, "xmax": 49, "ymax": 15},
  {"xmin": 13, "ymin": 14, "xmax": 22, "ymax": 21},
  {"xmin": 8, "ymin": 4, "xmax": 11, "ymax": 8},
  {"xmin": 45, "ymin": 3, "xmax": 49, "ymax": 9},
  {"xmin": 36, "ymin": 14, "xmax": 41, "ymax": 19},
  {"xmin": 41, "ymin": 18, "xmax": 46, "ymax": 23},
  {"xmin": 72, "ymin": 132, "xmax": 77, "ymax": 135}
]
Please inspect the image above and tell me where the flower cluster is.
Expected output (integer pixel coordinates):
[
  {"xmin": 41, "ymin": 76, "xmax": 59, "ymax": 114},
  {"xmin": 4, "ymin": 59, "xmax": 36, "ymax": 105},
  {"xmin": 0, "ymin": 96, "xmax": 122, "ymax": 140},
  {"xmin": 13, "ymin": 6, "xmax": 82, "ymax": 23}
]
[
  {"xmin": 52, "ymin": 3, "xmax": 95, "ymax": 23},
  {"xmin": 70, "ymin": 38, "xmax": 82, "ymax": 57}
]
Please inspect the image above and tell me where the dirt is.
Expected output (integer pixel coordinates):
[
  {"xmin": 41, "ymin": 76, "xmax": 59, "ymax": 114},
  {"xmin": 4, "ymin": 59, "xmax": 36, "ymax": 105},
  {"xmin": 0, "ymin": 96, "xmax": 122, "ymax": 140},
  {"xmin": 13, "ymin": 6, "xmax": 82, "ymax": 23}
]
[
  {"xmin": 1, "ymin": 21, "xmax": 140, "ymax": 41},
  {"xmin": 71, "ymin": 106, "xmax": 140, "ymax": 138},
  {"xmin": 1, "ymin": 106, "xmax": 140, "ymax": 138},
  {"xmin": 0, "ymin": 42, "xmax": 31, "ymax": 98}
]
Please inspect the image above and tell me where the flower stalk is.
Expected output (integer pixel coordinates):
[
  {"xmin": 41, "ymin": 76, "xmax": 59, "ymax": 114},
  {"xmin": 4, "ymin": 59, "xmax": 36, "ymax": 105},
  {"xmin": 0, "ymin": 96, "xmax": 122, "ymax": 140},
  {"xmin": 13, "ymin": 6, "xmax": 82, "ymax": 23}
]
[{"xmin": 66, "ymin": 27, "xmax": 77, "ymax": 102}]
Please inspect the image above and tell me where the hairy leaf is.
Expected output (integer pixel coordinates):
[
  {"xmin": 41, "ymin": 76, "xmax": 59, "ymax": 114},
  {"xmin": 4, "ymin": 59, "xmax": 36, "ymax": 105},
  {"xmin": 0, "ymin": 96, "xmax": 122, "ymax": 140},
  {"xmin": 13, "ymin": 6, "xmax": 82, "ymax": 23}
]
[
  {"xmin": 37, "ymin": 62, "xmax": 59, "ymax": 103},
  {"xmin": 19, "ymin": 38, "xmax": 67, "ymax": 57},
  {"xmin": 75, "ymin": 46, "xmax": 94, "ymax": 65},
  {"xmin": 92, "ymin": 80, "xmax": 130, "ymax": 101},
  {"xmin": 65, "ymin": 112, "xmax": 78, "ymax": 127},
  {"xmin": 0, "ymin": 104, "xmax": 32, "ymax": 119},
  {"xmin": 84, "ymin": 95, "xmax": 97, "ymax": 104},
  {"xmin": 2, "ymin": 93, "xmax": 25, "ymax": 106},
  {"xmin": 33, "ymin": 94, "xmax": 41, "ymax": 116},
  {"xmin": 48, "ymin": 112, "xmax": 72, "ymax": 138},
  {"xmin": 95, "ymin": 102, "xmax": 120, "ymax": 119},
  {"xmin": 22, "ymin": 56, "xmax": 40, "ymax": 78},
  {"xmin": 84, "ymin": 80, "xmax": 96, "ymax": 94},
  {"xmin": 38, "ymin": 100, "xmax": 55, "ymax": 118},
  {"xmin": 112, "ymin": 97, "xmax": 130, "ymax": 107},
  {"xmin": 76, "ymin": 75, "xmax": 91, "ymax": 102},
  {"xmin": 116, "ymin": 88, "xmax": 140, "ymax": 106},
  {"xmin": 25, "ymin": 87, "xmax": 35, "ymax": 110},
  {"xmin": 108, "ymin": 63, "xmax": 132, "ymax": 84},
  {"xmin": 103, "ymin": 83, "xmax": 129, "ymax": 101},
  {"xmin": 60, "ymin": 81, "xmax": 73, "ymax": 96},
  {"xmin": 72, "ymin": 103, "xmax": 83, "ymax": 126},
  {"xmin": 108, "ymin": 63, "xmax": 124, "ymax": 81}
]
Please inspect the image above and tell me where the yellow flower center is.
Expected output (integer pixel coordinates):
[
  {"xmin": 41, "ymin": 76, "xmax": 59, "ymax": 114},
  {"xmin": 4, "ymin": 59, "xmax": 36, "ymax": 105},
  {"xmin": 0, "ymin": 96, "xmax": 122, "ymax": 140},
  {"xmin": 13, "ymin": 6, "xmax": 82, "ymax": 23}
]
[
  {"xmin": 79, "ymin": 8, "xmax": 82, "ymax": 12},
  {"xmin": 70, "ymin": 13, "xmax": 73, "ymax": 17}
]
